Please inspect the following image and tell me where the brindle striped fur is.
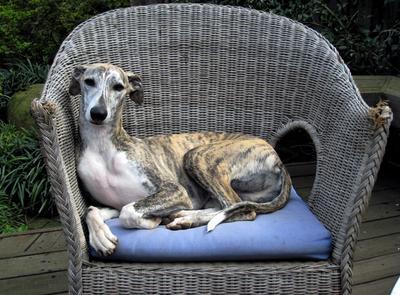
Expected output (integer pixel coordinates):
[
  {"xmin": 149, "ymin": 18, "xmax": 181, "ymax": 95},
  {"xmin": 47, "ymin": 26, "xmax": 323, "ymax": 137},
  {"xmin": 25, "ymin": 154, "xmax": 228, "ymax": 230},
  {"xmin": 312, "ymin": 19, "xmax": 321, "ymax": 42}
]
[{"xmin": 142, "ymin": 132, "xmax": 292, "ymax": 230}]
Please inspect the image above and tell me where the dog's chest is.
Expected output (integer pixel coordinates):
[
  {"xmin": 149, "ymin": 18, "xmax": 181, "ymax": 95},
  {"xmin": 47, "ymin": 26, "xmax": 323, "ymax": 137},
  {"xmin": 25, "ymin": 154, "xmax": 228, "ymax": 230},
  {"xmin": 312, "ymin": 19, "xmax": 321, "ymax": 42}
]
[{"xmin": 78, "ymin": 144, "xmax": 155, "ymax": 210}]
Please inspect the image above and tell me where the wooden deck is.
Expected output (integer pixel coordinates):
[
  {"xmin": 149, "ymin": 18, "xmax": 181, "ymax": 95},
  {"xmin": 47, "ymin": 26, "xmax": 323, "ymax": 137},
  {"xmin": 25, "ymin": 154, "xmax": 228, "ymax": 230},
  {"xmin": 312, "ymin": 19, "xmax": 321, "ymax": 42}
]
[
  {"xmin": 0, "ymin": 163, "xmax": 399, "ymax": 294},
  {"xmin": 290, "ymin": 163, "xmax": 400, "ymax": 295}
]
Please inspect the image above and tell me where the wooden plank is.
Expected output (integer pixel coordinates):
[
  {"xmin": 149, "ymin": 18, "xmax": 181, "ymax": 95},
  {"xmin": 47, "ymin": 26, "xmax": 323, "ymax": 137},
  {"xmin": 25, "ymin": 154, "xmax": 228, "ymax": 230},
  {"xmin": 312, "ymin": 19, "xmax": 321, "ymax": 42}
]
[
  {"xmin": 295, "ymin": 187, "xmax": 312, "ymax": 199},
  {"xmin": 373, "ymin": 175, "xmax": 400, "ymax": 191},
  {"xmin": 292, "ymin": 175, "xmax": 314, "ymax": 189},
  {"xmin": 353, "ymin": 252, "xmax": 400, "ymax": 285},
  {"xmin": 292, "ymin": 178, "xmax": 398, "ymax": 203},
  {"xmin": 0, "ymin": 270, "xmax": 68, "ymax": 295},
  {"xmin": 354, "ymin": 233, "xmax": 400, "ymax": 261},
  {"xmin": 353, "ymin": 276, "xmax": 398, "ymax": 295},
  {"xmin": 26, "ymin": 217, "xmax": 61, "ymax": 230},
  {"xmin": 369, "ymin": 189, "xmax": 400, "ymax": 206},
  {"xmin": 362, "ymin": 199, "xmax": 400, "ymax": 222},
  {"xmin": 354, "ymin": 75, "xmax": 389, "ymax": 93},
  {"xmin": 25, "ymin": 231, "xmax": 66, "ymax": 256},
  {"xmin": 44, "ymin": 218, "xmax": 62, "ymax": 228},
  {"xmin": 384, "ymin": 76, "xmax": 400, "ymax": 96},
  {"xmin": 26, "ymin": 218, "xmax": 52, "ymax": 230},
  {"xmin": 0, "ymin": 251, "xmax": 68, "ymax": 279},
  {"xmin": 359, "ymin": 216, "xmax": 400, "ymax": 240},
  {"xmin": 0, "ymin": 230, "xmax": 66, "ymax": 259},
  {"xmin": 285, "ymin": 161, "xmax": 316, "ymax": 177},
  {"xmin": 0, "ymin": 234, "xmax": 40, "ymax": 259},
  {"xmin": 52, "ymin": 233, "xmax": 67, "ymax": 250},
  {"xmin": 0, "ymin": 226, "xmax": 62, "ymax": 238},
  {"xmin": 291, "ymin": 174, "xmax": 314, "ymax": 199},
  {"xmin": 289, "ymin": 171, "xmax": 398, "ymax": 195}
]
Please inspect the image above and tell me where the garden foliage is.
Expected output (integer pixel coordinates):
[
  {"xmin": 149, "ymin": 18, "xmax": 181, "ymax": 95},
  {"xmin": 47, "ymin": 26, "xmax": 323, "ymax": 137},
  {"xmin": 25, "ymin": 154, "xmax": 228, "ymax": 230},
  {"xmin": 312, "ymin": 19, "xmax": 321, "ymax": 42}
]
[
  {"xmin": 0, "ymin": 122, "xmax": 53, "ymax": 217},
  {"xmin": 0, "ymin": 0, "xmax": 399, "ymax": 75},
  {"xmin": 176, "ymin": 0, "xmax": 400, "ymax": 75},
  {"xmin": 0, "ymin": 187, "xmax": 27, "ymax": 234},
  {"xmin": 0, "ymin": 0, "xmax": 133, "ymax": 64},
  {"xmin": 0, "ymin": 59, "xmax": 49, "ymax": 109}
]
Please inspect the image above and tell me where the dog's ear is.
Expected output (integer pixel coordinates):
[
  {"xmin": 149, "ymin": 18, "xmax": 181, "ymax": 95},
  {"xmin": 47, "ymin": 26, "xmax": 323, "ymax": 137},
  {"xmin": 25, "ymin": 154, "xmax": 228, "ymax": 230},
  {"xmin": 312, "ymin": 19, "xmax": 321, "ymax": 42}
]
[
  {"xmin": 127, "ymin": 72, "xmax": 143, "ymax": 105},
  {"xmin": 69, "ymin": 65, "xmax": 87, "ymax": 96}
]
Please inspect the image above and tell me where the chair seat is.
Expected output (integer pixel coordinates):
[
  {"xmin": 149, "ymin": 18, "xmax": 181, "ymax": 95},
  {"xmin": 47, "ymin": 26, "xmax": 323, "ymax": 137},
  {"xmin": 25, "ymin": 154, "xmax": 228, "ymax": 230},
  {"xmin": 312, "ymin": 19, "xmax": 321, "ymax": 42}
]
[{"xmin": 90, "ymin": 187, "xmax": 332, "ymax": 262}]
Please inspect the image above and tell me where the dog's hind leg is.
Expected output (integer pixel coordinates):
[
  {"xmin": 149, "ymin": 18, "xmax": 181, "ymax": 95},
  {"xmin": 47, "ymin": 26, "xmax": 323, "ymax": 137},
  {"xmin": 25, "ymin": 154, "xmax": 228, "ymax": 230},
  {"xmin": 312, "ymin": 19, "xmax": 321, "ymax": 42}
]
[
  {"xmin": 165, "ymin": 208, "xmax": 219, "ymax": 230},
  {"xmin": 183, "ymin": 144, "xmax": 242, "ymax": 208},
  {"xmin": 86, "ymin": 206, "xmax": 119, "ymax": 256},
  {"xmin": 164, "ymin": 208, "xmax": 219, "ymax": 222},
  {"xmin": 119, "ymin": 182, "xmax": 193, "ymax": 229},
  {"xmin": 183, "ymin": 139, "xmax": 266, "ymax": 208},
  {"xmin": 165, "ymin": 208, "xmax": 256, "ymax": 230},
  {"xmin": 225, "ymin": 210, "xmax": 257, "ymax": 222},
  {"xmin": 184, "ymin": 138, "xmax": 290, "ymax": 230}
]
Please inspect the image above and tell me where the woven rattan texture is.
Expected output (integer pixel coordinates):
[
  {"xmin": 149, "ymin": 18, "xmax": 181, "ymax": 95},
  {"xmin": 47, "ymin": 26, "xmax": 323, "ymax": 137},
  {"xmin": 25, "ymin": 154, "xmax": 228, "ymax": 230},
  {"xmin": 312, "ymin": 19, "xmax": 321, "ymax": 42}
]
[
  {"xmin": 81, "ymin": 261, "xmax": 341, "ymax": 294},
  {"xmin": 32, "ymin": 4, "xmax": 392, "ymax": 294}
]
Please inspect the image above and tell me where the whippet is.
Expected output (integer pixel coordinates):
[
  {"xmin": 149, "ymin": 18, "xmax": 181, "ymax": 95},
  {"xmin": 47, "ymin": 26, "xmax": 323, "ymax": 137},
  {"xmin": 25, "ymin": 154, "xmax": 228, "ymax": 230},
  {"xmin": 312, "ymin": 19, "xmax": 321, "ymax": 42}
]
[{"xmin": 71, "ymin": 63, "xmax": 292, "ymax": 256}]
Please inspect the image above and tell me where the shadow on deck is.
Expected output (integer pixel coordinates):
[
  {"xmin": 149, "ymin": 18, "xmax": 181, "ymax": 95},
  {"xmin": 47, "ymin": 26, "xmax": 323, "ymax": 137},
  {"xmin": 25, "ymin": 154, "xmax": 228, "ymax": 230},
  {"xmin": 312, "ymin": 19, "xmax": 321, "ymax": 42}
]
[{"xmin": 0, "ymin": 163, "xmax": 399, "ymax": 295}]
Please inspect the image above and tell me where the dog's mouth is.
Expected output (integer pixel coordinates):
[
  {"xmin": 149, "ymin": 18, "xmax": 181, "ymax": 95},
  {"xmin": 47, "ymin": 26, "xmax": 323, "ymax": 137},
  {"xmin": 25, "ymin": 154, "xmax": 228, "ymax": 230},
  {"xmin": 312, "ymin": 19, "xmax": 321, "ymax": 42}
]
[{"xmin": 89, "ymin": 120, "xmax": 105, "ymax": 126}]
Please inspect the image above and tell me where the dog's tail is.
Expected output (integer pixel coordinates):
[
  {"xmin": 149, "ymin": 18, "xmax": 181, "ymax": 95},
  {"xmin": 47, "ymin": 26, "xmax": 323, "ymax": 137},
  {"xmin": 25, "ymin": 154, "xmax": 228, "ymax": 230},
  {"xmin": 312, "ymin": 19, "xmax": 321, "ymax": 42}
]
[{"xmin": 207, "ymin": 164, "xmax": 292, "ymax": 232}]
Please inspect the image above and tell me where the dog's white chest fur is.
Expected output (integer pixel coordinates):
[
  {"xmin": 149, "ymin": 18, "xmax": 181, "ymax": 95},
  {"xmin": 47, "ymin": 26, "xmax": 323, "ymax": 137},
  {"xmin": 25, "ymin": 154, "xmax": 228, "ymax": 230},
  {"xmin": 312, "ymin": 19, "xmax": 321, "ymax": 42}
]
[{"xmin": 78, "ymin": 131, "xmax": 153, "ymax": 210}]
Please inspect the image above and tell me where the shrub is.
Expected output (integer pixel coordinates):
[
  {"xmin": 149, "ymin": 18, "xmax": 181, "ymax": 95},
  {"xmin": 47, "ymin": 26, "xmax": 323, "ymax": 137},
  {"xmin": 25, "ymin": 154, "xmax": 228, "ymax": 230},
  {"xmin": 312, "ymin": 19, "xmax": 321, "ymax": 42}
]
[
  {"xmin": 0, "ymin": 0, "xmax": 133, "ymax": 64},
  {"xmin": 0, "ymin": 59, "xmax": 48, "ymax": 121},
  {"xmin": 0, "ymin": 59, "xmax": 49, "ymax": 100},
  {"xmin": 0, "ymin": 188, "xmax": 28, "ymax": 234},
  {"xmin": 0, "ymin": 122, "xmax": 54, "ymax": 216},
  {"xmin": 1, "ymin": 0, "xmax": 398, "ymax": 75},
  {"xmin": 174, "ymin": 0, "xmax": 400, "ymax": 75},
  {"xmin": 0, "ymin": 70, "xmax": 11, "ymax": 111}
]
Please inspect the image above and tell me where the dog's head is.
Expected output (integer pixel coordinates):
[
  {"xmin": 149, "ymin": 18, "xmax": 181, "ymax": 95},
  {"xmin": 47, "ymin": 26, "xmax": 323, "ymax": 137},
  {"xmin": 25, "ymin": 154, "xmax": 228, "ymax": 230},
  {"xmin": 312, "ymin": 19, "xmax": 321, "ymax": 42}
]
[{"xmin": 69, "ymin": 63, "xmax": 143, "ymax": 125}]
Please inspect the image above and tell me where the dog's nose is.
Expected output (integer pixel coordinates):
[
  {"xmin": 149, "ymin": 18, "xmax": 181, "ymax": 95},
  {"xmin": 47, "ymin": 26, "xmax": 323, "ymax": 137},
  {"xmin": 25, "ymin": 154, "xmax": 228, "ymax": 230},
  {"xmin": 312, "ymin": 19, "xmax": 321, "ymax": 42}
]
[{"xmin": 90, "ymin": 106, "xmax": 108, "ymax": 122}]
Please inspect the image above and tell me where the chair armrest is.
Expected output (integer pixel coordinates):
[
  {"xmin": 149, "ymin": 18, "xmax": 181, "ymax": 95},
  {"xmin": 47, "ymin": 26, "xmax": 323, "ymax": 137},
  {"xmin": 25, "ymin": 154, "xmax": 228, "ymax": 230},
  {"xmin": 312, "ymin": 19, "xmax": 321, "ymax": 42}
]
[
  {"xmin": 271, "ymin": 102, "xmax": 392, "ymax": 294},
  {"xmin": 31, "ymin": 96, "xmax": 88, "ymax": 293}
]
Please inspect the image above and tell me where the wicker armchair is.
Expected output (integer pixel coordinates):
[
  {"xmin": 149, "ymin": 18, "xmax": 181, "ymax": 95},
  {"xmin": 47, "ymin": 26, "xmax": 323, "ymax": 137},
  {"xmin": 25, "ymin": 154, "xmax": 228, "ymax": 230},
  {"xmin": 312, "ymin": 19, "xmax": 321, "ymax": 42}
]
[{"xmin": 31, "ymin": 4, "xmax": 392, "ymax": 294}]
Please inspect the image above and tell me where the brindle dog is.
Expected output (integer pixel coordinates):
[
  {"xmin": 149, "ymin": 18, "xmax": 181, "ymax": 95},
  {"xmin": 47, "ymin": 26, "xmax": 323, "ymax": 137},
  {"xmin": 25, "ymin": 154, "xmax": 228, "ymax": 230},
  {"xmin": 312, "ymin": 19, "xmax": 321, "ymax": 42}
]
[{"xmin": 71, "ymin": 63, "xmax": 292, "ymax": 256}]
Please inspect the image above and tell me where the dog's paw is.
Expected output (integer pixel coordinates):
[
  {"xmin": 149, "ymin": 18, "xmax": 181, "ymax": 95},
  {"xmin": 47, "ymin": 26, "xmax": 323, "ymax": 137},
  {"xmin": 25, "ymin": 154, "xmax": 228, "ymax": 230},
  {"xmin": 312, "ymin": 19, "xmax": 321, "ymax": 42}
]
[
  {"xmin": 168, "ymin": 210, "xmax": 193, "ymax": 219},
  {"xmin": 87, "ymin": 207, "xmax": 118, "ymax": 256},
  {"xmin": 119, "ymin": 203, "xmax": 161, "ymax": 229},
  {"xmin": 162, "ymin": 210, "xmax": 188, "ymax": 225},
  {"xmin": 89, "ymin": 224, "xmax": 118, "ymax": 256},
  {"xmin": 166, "ymin": 216, "xmax": 193, "ymax": 230}
]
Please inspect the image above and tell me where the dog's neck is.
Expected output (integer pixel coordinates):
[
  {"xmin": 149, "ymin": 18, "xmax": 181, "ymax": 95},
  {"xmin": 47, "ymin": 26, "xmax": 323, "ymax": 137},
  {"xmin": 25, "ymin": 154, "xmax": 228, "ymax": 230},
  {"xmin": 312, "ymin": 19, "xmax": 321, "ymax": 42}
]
[{"xmin": 79, "ymin": 115, "xmax": 141, "ymax": 152}]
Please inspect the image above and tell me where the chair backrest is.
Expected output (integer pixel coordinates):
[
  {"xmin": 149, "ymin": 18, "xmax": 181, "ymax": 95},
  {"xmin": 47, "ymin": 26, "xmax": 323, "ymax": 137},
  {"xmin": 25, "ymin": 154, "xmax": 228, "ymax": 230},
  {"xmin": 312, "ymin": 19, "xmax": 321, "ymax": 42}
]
[{"xmin": 40, "ymin": 4, "xmax": 389, "ymax": 263}]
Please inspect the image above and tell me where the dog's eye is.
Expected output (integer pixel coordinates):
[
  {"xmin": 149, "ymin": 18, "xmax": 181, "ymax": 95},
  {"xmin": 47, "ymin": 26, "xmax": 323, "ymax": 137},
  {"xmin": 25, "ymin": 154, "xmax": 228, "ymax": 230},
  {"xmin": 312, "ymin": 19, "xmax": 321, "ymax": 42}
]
[
  {"xmin": 113, "ymin": 84, "xmax": 124, "ymax": 91},
  {"xmin": 84, "ymin": 79, "xmax": 95, "ymax": 87}
]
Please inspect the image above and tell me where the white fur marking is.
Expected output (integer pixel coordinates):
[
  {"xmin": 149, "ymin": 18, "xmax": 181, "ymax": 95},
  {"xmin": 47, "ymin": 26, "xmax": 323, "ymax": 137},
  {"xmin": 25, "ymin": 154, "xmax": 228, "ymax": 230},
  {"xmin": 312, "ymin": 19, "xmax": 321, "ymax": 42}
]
[
  {"xmin": 86, "ymin": 206, "xmax": 118, "ymax": 255},
  {"xmin": 266, "ymin": 154, "xmax": 277, "ymax": 170},
  {"xmin": 119, "ymin": 203, "xmax": 161, "ymax": 229},
  {"xmin": 119, "ymin": 203, "xmax": 143, "ymax": 228},
  {"xmin": 78, "ymin": 130, "xmax": 152, "ymax": 210},
  {"xmin": 99, "ymin": 207, "xmax": 120, "ymax": 220},
  {"xmin": 207, "ymin": 211, "xmax": 227, "ymax": 232}
]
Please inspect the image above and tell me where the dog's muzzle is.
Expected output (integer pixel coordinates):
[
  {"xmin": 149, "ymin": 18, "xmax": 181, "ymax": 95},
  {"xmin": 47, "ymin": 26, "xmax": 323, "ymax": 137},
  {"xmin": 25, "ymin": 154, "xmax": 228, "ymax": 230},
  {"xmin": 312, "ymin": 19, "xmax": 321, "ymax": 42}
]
[{"xmin": 90, "ymin": 106, "xmax": 108, "ymax": 124}]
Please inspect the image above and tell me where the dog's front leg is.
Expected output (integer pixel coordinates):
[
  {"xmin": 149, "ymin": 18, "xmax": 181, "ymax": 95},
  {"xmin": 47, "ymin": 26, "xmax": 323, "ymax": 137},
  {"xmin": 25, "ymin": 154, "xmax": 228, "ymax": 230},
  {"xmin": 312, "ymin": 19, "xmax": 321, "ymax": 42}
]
[
  {"xmin": 119, "ymin": 182, "xmax": 192, "ymax": 229},
  {"xmin": 86, "ymin": 206, "xmax": 119, "ymax": 256}
]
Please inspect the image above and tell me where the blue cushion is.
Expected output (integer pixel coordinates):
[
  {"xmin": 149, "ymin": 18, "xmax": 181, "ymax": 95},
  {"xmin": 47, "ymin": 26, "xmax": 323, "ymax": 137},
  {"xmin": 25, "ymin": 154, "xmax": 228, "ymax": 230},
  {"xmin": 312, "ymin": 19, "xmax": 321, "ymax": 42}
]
[{"xmin": 90, "ymin": 187, "xmax": 332, "ymax": 262}]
